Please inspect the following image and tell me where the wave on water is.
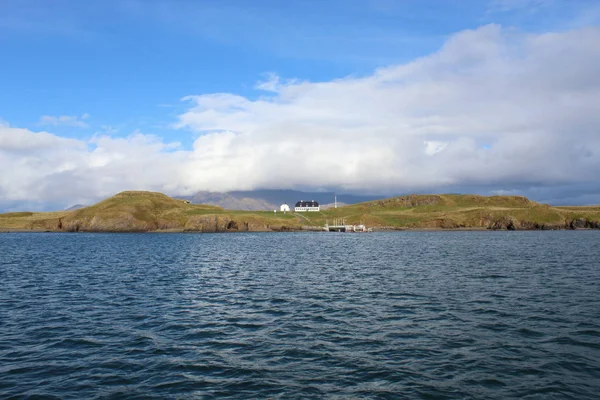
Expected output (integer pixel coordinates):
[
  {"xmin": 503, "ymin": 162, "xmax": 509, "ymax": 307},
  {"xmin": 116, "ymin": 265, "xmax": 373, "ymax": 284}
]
[{"xmin": 1, "ymin": 231, "xmax": 599, "ymax": 399}]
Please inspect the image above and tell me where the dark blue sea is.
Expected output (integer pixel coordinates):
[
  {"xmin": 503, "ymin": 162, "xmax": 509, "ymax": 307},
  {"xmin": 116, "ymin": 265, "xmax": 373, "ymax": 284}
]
[{"xmin": 1, "ymin": 231, "xmax": 599, "ymax": 399}]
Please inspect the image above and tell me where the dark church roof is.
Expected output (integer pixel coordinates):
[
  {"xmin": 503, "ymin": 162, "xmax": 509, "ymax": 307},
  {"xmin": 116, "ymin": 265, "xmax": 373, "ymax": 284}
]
[{"xmin": 295, "ymin": 200, "xmax": 319, "ymax": 207}]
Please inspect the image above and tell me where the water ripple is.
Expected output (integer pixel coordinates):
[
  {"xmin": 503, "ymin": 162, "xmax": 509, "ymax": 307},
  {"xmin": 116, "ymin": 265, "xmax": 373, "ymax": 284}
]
[{"xmin": 1, "ymin": 231, "xmax": 600, "ymax": 399}]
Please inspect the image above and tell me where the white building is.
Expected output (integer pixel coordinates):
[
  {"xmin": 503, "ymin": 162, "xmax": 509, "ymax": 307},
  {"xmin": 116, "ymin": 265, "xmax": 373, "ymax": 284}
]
[
  {"xmin": 280, "ymin": 203, "xmax": 290, "ymax": 212},
  {"xmin": 295, "ymin": 200, "xmax": 320, "ymax": 212}
]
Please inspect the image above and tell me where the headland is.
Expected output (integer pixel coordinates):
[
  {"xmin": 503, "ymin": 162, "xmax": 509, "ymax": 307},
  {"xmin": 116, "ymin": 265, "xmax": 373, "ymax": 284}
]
[{"xmin": 1, "ymin": 191, "xmax": 599, "ymax": 233}]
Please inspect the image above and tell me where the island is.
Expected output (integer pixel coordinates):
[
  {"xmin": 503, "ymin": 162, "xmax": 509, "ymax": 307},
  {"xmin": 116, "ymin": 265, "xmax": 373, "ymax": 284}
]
[{"xmin": 1, "ymin": 191, "xmax": 599, "ymax": 233}]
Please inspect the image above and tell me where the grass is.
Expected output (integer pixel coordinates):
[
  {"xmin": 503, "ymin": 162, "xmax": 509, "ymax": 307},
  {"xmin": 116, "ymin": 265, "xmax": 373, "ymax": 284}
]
[
  {"xmin": 1, "ymin": 191, "xmax": 599, "ymax": 232},
  {"xmin": 0, "ymin": 211, "xmax": 70, "ymax": 231},
  {"xmin": 296, "ymin": 194, "xmax": 600, "ymax": 230}
]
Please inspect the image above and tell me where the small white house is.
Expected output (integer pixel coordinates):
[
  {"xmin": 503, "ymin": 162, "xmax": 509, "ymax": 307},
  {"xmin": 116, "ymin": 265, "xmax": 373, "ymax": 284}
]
[
  {"xmin": 295, "ymin": 200, "xmax": 320, "ymax": 212},
  {"xmin": 280, "ymin": 203, "xmax": 290, "ymax": 212}
]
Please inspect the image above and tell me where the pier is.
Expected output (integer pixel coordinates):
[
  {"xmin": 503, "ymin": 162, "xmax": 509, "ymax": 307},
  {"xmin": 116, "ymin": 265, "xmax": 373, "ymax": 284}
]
[{"xmin": 324, "ymin": 218, "xmax": 372, "ymax": 232}]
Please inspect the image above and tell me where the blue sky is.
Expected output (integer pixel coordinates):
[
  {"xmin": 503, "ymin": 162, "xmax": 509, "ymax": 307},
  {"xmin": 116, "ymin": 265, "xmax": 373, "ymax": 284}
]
[
  {"xmin": 1, "ymin": 0, "xmax": 597, "ymax": 141},
  {"xmin": 1, "ymin": 0, "xmax": 600, "ymax": 209}
]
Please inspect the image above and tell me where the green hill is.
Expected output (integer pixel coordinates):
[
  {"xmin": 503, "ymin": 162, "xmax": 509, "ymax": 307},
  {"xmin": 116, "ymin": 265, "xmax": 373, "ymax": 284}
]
[
  {"xmin": 308, "ymin": 194, "xmax": 600, "ymax": 230},
  {"xmin": 1, "ymin": 192, "xmax": 599, "ymax": 232},
  {"xmin": 0, "ymin": 191, "xmax": 303, "ymax": 232}
]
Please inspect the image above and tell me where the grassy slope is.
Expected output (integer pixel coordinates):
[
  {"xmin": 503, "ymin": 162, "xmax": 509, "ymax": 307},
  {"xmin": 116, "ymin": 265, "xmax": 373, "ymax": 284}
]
[
  {"xmin": 1, "ymin": 192, "xmax": 599, "ymax": 232},
  {"xmin": 0, "ymin": 211, "xmax": 71, "ymax": 231},
  {"xmin": 0, "ymin": 191, "xmax": 303, "ymax": 232},
  {"xmin": 297, "ymin": 194, "xmax": 600, "ymax": 230}
]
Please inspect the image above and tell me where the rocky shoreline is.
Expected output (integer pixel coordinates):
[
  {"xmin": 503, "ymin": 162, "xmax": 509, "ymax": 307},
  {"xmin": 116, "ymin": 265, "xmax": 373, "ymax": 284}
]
[
  {"xmin": 2, "ymin": 191, "xmax": 599, "ymax": 233},
  {"xmin": 2, "ymin": 218, "xmax": 599, "ymax": 234}
]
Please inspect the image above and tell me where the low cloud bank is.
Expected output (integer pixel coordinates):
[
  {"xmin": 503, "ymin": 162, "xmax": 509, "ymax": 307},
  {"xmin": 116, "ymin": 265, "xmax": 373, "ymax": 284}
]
[{"xmin": 2, "ymin": 25, "xmax": 600, "ymax": 210}]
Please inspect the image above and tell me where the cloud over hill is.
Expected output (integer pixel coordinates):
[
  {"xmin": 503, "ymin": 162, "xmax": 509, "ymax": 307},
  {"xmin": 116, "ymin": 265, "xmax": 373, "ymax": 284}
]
[{"xmin": 1, "ymin": 25, "xmax": 600, "ymax": 210}]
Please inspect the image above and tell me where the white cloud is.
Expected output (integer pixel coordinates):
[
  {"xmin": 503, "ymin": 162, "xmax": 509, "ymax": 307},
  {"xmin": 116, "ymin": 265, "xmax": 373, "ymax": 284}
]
[
  {"xmin": 0, "ymin": 126, "xmax": 186, "ymax": 207},
  {"xmin": 175, "ymin": 24, "xmax": 600, "ymax": 193},
  {"xmin": 38, "ymin": 113, "xmax": 90, "ymax": 128},
  {"xmin": 2, "ymin": 24, "xmax": 600, "ymax": 209},
  {"xmin": 96, "ymin": 125, "xmax": 118, "ymax": 135}
]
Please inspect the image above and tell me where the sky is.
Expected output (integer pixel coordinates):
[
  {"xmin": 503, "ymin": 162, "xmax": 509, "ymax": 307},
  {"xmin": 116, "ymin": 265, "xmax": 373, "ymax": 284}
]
[{"xmin": 1, "ymin": 0, "xmax": 600, "ymax": 211}]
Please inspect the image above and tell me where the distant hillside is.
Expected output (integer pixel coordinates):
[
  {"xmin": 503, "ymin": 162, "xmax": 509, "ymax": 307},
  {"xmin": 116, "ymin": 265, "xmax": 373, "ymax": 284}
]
[
  {"xmin": 0, "ymin": 191, "xmax": 303, "ymax": 232},
  {"xmin": 64, "ymin": 204, "xmax": 86, "ymax": 211},
  {"xmin": 180, "ymin": 190, "xmax": 380, "ymax": 210},
  {"xmin": 310, "ymin": 194, "xmax": 600, "ymax": 230},
  {"xmin": 320, "ymin": 202, "xmax": 348, "ymax": 210},
  {"xmin": 183, "ymin": 191, "xmax": 275, "ymax": 211},
  {"xmin": 1, "ymin": 192, "xmax": 599, "ymax": 232}
]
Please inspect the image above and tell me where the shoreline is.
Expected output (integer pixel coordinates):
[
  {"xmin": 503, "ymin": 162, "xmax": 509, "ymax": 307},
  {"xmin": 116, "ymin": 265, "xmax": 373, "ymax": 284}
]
[
  {"xmin": 2, "ymin": 192, "xmax": 599, "ymax": 233},
  {"xmin": 2, "ymin": 227, "xmax": 597, "ymax": 234}
]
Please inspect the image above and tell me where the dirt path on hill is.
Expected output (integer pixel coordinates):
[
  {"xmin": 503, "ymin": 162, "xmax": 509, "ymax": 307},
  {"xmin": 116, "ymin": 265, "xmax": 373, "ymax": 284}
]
[{"xmin": 293, "ymin": 212, "xmax": 311, "ymax": 223}]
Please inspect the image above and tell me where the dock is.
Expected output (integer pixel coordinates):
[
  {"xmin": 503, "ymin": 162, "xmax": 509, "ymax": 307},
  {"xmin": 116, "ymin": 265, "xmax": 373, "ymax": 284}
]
[{"xmin": 324, "ymin": 218, "xmax": 372, "ymax": 232}]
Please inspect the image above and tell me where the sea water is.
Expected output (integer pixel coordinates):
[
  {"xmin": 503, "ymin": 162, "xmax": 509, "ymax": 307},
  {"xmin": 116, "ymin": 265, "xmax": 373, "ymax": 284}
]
[{"xmin": 1, "ymin": 231, "xmax": 599, "ymax": 399}]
